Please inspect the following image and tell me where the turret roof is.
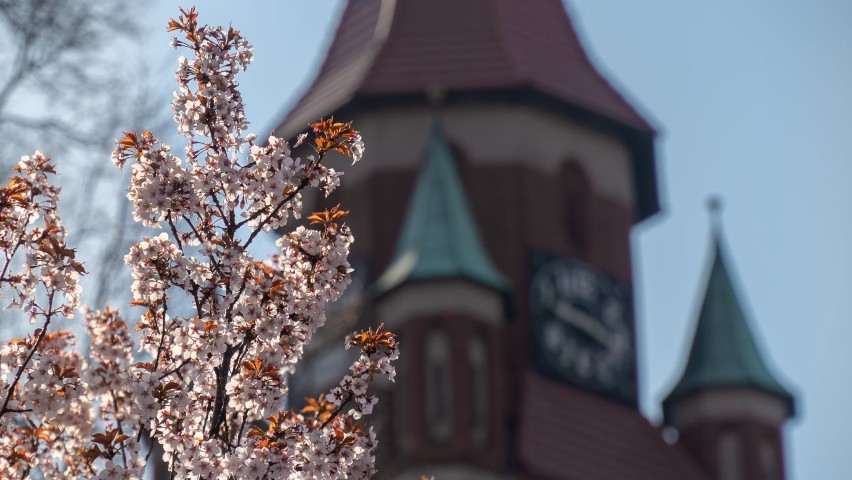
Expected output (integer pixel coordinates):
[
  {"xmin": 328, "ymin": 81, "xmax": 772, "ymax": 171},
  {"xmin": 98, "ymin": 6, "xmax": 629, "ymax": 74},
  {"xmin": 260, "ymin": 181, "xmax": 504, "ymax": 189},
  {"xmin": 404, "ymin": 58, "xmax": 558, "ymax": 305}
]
[
  {"xmin": 663, "ymin": 231, "xmax": 794, "ymax": 418},
  {"xmin": 373, "ymin": 121, "xmax": 510, "ymax": 295}
]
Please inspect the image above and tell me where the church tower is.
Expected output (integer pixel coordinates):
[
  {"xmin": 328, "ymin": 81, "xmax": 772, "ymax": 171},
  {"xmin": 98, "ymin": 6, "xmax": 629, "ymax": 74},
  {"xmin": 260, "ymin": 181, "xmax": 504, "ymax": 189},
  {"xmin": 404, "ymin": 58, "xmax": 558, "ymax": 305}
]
[
  {"xmin": 273, "ymin": 1, "xmax": 751, "ymax": 478},
  {"xmin": 663, "ymin": 204, "xmax": 796, "ymax": 480}
]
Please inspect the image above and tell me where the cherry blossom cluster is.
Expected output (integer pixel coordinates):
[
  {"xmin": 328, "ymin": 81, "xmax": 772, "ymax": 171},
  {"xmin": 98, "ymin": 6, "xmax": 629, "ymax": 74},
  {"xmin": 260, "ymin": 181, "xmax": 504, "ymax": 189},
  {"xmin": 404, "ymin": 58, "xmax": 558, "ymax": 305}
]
[
  {"xmin": 242, "ymin": 325, "xmax": 398, "ymax": 478},
  {"xmin": 0, "ymin": 329, "xmax": 94, "ymax": 478},
  {"xmin": 0, "ymin": 151, "xmax": 88, "ymax": 476},
  {"xmin": 331, "ymin": 325, "xmax": 399, "ymax": 420},
  {"xmin": 0, "ymin": 151, "xmax": 83, "ymax": 319},
  {"xmin": 0, "ymin": 7, "xmax": 393, "ymax": 479}
]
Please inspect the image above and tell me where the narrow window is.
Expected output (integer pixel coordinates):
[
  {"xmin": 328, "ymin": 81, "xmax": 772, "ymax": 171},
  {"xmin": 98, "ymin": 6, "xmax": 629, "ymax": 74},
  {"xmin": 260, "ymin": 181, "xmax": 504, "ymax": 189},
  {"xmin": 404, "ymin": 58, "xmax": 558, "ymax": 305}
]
[
  {"xmin": 562, "ymin": 161, "xmax": 591, "ymax": 250},
  {"xmin": 468, "ymin": 335, "xmax": 489, "ymax": 445},
  {"xmin": 761, "ymin": 441, "xmax": 779, "ymax": 480},
  {"xmin": 426, "ymin": 329, "xmax": 453, "ymax": 441},
  {"xmin": 719, "ymin": 432, "xmax": 743, "ymax": 480}
]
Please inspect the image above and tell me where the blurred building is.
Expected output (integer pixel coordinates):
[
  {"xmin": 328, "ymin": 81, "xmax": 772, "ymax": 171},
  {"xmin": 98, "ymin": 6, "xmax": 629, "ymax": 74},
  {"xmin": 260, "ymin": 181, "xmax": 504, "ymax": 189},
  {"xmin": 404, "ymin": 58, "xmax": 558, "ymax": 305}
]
[{"xmin": 273, "ymin": 1, "xmax": 795, "ymax": 478}]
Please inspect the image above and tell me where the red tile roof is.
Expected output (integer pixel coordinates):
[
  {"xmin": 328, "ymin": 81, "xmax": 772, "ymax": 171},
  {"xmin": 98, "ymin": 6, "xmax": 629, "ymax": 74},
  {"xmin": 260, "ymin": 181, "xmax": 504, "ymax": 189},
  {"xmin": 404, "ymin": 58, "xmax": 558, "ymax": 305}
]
[
  {"xmin": 518, "ymin": 372, "xmax": 708, "ymax": 480},
  {"xmin": 275, "ymin": 0, "xmax": 654, "ymax": 137}
]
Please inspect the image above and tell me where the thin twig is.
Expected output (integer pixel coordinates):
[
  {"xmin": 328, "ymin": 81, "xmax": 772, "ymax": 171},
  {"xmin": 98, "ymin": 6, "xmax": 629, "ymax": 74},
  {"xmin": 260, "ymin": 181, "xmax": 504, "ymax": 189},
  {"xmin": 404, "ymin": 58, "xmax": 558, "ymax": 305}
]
[{"xmin": 0, "ymin": 292, "xmax": 55, "ymax": 416}]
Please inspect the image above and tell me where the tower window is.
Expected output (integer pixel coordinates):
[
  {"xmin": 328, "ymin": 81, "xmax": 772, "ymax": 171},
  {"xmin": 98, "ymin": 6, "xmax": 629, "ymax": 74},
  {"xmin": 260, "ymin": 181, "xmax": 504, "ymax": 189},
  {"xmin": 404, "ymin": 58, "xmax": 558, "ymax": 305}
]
[
  {"xmin": 561, "ymin": 161, "xmax": 591, "ymax": 251},
  {"xmin": 761, "ymin": 440, "xmax": 779, "ymax": 480},
  {"xmin": 426, "ymin": 329, "xmax": 453, "ymax": 441},
  {"xmin": 719, "ymin": 432, "xmax": 743, "ymax": 480},
  {"xmin": 468, "ymin": 334, "xmax": 490, "ymax": 445}
]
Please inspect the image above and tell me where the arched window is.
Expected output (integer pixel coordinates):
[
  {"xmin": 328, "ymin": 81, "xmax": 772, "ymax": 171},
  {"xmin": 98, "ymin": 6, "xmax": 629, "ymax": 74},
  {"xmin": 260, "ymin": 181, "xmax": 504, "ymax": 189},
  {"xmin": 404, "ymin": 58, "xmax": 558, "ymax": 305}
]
[
  {"xmin": 468, "ymin": 334, "xmax": 489, "ymax": 445},
  {"xmin": 761, "ymin": 440, "xmax": 779, "ymax": 480},
  {"xmin": 561, "ymin": 160, "xmax": 591, "ymax": 251},
  {"xmin": 426, "ymin": 329, "xmax": 453, "ymax": 441},
  {"xmin": 719, "ymin": 432, "xmax": 743, "ymax": 480}
]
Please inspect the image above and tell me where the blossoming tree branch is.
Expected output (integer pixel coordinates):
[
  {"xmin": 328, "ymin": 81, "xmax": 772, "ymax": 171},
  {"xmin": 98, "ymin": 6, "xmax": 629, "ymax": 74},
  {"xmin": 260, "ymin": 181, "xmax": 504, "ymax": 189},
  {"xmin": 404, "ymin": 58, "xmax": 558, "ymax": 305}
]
[{"xmin": 0, "ymin": 8, "xmax": 398, "ymax": 479}]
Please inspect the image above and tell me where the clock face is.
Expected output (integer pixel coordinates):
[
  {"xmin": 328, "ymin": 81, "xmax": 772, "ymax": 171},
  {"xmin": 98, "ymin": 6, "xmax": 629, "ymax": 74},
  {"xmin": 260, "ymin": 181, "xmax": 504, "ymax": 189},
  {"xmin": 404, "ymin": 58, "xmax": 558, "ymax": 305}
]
[{"xmin": 529, "ymin": 254, "xmax": 635, "ymax": 402}]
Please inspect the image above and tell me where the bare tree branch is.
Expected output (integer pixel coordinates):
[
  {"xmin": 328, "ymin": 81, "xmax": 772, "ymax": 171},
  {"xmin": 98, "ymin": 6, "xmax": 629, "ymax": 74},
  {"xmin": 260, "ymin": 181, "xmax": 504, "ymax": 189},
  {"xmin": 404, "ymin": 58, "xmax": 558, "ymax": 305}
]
[{"xmin": 0, "ymin": 0, "xmax": 165, "ymax": 331}]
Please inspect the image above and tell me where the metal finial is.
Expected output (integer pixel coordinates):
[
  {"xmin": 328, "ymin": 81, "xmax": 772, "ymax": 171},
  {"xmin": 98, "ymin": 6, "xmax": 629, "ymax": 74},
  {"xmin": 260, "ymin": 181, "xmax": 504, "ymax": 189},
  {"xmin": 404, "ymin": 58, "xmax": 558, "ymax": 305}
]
[
  {"xmin": 426, "ymin": 85, "xmax": 446, "ymax": 107},
  {"xmin": 706, "ymin": 195, "xmax": 723, "ymax": 238},
  {"xmin": 427, "ymin": 85, "xmax": 447, "ymax": 131}
]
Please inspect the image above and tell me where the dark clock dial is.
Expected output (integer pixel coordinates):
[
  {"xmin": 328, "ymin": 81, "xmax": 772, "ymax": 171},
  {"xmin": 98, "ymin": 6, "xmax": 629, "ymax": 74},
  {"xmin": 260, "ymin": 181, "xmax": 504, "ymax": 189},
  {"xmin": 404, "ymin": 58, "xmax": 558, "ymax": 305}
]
[{"xmin": 530, "ymin": 255, "xmax": 634, "ymax": 401}]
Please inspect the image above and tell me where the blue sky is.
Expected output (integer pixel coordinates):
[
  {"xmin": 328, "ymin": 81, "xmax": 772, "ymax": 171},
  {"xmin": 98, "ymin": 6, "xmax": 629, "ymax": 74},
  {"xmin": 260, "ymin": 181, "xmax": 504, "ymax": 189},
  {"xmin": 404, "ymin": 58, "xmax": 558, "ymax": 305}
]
[
  {"xmin": 568, "ymin": 2, "xmax": 852, "ymax": 478},
  {"xmin": 145, "ymin": 2, "xmax": 852, "ymax": 478}
]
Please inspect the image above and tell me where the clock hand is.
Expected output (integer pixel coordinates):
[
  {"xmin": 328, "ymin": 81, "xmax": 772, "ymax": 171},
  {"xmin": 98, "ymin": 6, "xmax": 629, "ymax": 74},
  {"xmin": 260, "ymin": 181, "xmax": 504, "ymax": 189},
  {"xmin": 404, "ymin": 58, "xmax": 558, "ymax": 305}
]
[{"xmin": 553, "ymin": 300, "xmax": 615, "ymax": 350}]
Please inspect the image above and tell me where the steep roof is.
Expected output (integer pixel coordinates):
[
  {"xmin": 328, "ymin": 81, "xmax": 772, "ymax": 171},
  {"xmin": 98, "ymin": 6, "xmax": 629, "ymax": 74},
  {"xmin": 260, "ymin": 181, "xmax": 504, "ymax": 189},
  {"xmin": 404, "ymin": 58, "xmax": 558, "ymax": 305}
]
[
  {"xmin": 663, "ymin": 234, "xmax": 795, "ymax": 418},
  {"xmin": 274, "ymin": 0, "xmax": 660, "ymax": 221},
  {"xmin": 276, "ymin": 0, "xmax": 653, "ymax": 137},
  {"xmin": 373, "ymin": 121, "xmax": 510, "ymax": 295}
]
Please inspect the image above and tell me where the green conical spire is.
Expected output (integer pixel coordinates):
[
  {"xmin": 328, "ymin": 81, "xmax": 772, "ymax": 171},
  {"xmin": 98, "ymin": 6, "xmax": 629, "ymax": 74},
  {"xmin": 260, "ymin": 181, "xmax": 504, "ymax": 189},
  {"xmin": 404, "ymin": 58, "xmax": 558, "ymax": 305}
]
[
  {"xmin": 373, "ymin": 121, "xmax": 510, "ymax": 296},
  {"xmin": 663, "ymin": 202, "xmax": 794, "ymax": 418}
]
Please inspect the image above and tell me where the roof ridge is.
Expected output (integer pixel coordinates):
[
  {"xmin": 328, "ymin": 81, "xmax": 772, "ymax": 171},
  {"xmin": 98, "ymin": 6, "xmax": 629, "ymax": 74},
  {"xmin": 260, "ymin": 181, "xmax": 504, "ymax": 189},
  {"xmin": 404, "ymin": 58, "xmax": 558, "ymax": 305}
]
[
  {"xmin": 360, "ymin": 0, "xmax": 397, "ymax": 77},
  {"xmin": 559, "ymin": 2, "xmax": 656, "ymax": 131},
  {"xmin": 273, "ymin": 0, "xmax": 388, "ymax": 135}
]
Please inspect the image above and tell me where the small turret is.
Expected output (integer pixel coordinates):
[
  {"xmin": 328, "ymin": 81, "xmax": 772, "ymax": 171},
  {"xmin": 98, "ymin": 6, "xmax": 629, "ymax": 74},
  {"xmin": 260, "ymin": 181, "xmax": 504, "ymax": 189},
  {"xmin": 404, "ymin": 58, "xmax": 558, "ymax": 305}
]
[
  {"xmin": 663, "ymin": 199, "xmax": 795, "ymax": 480},
  {"xmin": 371, "ymin": 119, "xmax": 509, "ymax": 476}
]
